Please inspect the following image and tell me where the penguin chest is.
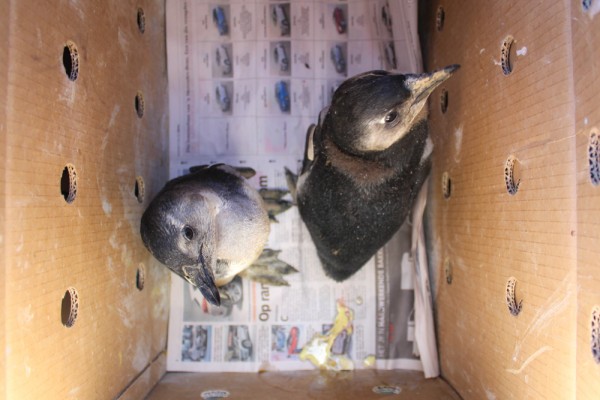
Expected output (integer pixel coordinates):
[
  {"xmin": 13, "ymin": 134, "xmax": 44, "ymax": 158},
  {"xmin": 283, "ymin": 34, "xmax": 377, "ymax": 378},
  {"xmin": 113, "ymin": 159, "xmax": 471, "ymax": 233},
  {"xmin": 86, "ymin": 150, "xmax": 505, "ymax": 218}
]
[
  {"xmin": 299, "ymin": 167, "xmax": 416, "ymax": 248},
  {"xmin": 214, "ymin": 198, "xmax": 270, "ymax": 283}
]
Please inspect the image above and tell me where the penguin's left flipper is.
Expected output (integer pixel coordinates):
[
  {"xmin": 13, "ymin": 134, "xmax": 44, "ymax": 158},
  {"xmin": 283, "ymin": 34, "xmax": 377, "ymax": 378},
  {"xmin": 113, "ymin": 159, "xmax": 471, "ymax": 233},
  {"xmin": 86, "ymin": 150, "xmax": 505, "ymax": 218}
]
[
  {"xmin": 239, "ymin": 248, "xmax": 299, "ymax": 286},
  {"xmin": 411, "ymin": 148, "xmax": 433, "ymax": 199},
  {"xmin": 284, "ymin": 121, "xmax": 320, "ymax": 202},
  {"xmin": 189, "ymin": 164, "xmax": 256, "ymax": 179}
]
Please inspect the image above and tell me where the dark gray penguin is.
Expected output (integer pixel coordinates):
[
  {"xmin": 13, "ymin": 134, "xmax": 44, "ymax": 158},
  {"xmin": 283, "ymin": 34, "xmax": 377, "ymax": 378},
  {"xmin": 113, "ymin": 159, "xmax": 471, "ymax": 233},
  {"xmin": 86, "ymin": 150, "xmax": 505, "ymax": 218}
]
[
  {"xmin": 287, "ymin": 65, "xmax": 459, "ymax": 281},
  {"xmin": 140, "ymin": 164, "xmax": 270, "ymax": 306}
]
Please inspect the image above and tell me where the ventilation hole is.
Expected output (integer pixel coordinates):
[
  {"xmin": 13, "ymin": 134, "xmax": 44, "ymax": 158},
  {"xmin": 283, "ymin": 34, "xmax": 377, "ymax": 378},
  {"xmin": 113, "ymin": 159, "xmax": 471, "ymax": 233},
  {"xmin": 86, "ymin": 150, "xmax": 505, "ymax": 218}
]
[
  {"xmin": 444, "ymin": 257, "xmax": 452, "ymax": 284},
  {"xmin": 436, "ymin": 6, "xmax": 445, "ymax": 31},
  {"xmin": 582, "ymin": 0, "xmax": 593, "ymax": 12},
  {"xmin": 134, "ymin": 176, "xmax": 145, "ymax": 203},
  {"xmin": 136, "ymin": 264, "xmax": 146, "ymax": 291},
  {"xmin": 501, "ymin": 35, "xmax": 515, "ymax": 76},
  {"xmin": 592, "ymin": 306, "xmax": 600, "ymax": 364},
  {"xmin": 61, "ymin": 287, "xmax": 79, "ymax": 327},
  {"xmin": 61, "ymin": 163, "xmax": 78, "ymax": 204},
  {"xmin": 588, "ymin": 129, "xmax": 600, "ymax": 186},
  {"xmin": 63, "ymin": 40, "xmax": 79, "ymax": 81},
  {"xmin": 506, "ymin": 277, "xmax": 522, "ymax": 316},
  {"xmin": 135, "ymin": 91, "xmax": 145, "ymax": 118},
  {"xmin": 442, "ymin": 171, "xmax": 452, "ymax": 199},
  {"xmin": 440, "ymin": 89, "xmax": 448, "ymax": 113},
  {"xmin": 504, "ymin": 155, "xmax": 520, "ymax": 195},
  {"xmin": 137, "ymin": 7, "xmax": 146, "ymax": 33}
]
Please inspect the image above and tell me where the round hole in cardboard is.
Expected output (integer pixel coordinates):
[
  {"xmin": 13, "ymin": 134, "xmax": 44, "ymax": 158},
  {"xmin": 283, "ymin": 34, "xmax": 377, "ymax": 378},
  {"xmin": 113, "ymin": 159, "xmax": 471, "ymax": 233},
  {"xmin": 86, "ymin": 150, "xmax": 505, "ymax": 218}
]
[
  {"xmin": 134, "ymin": 176, "xmax": 145, "ymax": 203},
  {"xmin": 501, "ymin": 36, "xmax": 516, "ymax": 75},
  {"xmin": 61, "ymin": 163, "xmax": 77, "ymax": 204},
  {"xmin": 135, "ymin": 91, "xmax": 145, "ymax": 118},
  {"xmin": 506, "ymin": 277, "xmax": 522, "ymax": 316},
  {"xmin": 61, "ymin": 287, "xmax": 79, "ymax": 327},
  {"xmin": 440, "ymin": 88, "xmax": 448, "ymax": 113},
  {"xmin": 436, "ymin": 6, "xmax": 445, "ymax": 31},
  {"xmin": 137, "ymin": 7, "xmax": 146, "ymax": 33},
  {"xmin": 442, "ymin": 171, "xmax": 451, "ymax": 199},
  {"xmin": 591, "ymin": 306, "xmax": 600, "ymax": 363},
  {"xmin": 444, "ymin": 257, "xmax": 452, "ymax": 284},
  {"xmin": 63, "ymin": 40, "xmax": 79, "ymax": 81},
  {"xmin": 588, "ymin": 129, "xmax": 600, "ymax": 186},
  {"xmin": 136, "ymin": 264, "xmax": 146, "ymax": 290},
  {"xmin": 504, "ymin": 155, "xmax": 521, "ymax": 195}
]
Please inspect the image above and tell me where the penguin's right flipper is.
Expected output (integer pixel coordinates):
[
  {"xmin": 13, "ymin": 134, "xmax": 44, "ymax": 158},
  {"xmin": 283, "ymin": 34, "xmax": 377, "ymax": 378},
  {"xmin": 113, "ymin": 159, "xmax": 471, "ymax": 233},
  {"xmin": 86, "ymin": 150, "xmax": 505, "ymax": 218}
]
[{"xmin": 284, "ymin": 167, "xmax": 298, "ymax": 203}]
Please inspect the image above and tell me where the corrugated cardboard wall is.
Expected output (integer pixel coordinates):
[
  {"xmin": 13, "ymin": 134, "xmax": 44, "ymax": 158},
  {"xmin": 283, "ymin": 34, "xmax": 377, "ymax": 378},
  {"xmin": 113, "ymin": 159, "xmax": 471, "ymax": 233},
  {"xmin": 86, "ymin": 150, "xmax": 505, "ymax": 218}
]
[
  {"xmin": 1, "ymin": 0, "xmax": 8, "ymax": 397},
  {"xmin": 3, "ymin": 1, "xmax": 170, "ymax": 399},
  {"xmin": 421, "ymin": 0, "xmax": 600, "ymax": 398},
  {"xmin": 573, "ymin": 0, "xmax": 600, "ymax": 397}
]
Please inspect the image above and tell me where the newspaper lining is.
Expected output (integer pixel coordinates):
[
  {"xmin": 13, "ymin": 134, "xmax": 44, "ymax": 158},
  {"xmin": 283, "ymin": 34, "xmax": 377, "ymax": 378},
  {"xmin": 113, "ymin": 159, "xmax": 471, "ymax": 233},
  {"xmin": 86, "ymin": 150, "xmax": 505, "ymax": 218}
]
[{"xmin": 165, "ymin": 0, "xmax": 437, "ymax": 375}]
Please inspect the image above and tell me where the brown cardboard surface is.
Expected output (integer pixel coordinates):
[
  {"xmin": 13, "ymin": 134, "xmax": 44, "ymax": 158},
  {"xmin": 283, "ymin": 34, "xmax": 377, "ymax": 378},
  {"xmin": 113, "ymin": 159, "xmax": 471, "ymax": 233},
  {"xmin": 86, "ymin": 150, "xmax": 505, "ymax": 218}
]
[
  {"xmin": 3, "ymin": 1, "xmax": 170, "ymax": 399},
  {"xmin": 1, "ymin": 1, "xmax": 8, "ymax": 398},
  {"xmin": 421, "ymin": 0, "xmax": 599, "ymax": 398},
  {"xmin": 119, "ymin": 352, "xmax": 167, "ymax": 400},
  {"xmin": 573, "ymin": 0, "xmax": 600, "ymax": 398},
  {"xmin": 148, "ymin": 369, "xmax": 462, "ymax": 399}
]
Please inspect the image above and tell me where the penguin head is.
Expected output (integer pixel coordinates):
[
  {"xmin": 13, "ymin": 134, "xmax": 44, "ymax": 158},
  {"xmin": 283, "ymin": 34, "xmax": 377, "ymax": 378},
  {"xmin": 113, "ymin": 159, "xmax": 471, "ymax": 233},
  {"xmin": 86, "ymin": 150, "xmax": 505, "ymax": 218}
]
[
  {"xmin": 141, "ymin": 187, "xmax": 221, "ymax": 306},
  {"xmin": 324, "ymin": 64, "xmax": 459, "ymax": 155}
]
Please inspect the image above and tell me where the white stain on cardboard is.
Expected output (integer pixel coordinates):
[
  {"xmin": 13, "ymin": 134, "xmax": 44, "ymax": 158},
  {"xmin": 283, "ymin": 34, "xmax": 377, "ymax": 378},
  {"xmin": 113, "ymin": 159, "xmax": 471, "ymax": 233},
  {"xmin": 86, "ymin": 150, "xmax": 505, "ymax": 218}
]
[
  {"xmin": 506, "ymin": 346, "xmax": 552, "ymax": 374},
  {"xmin": 484, "ymin": 388, "xmax": 497, "ymax": 400},
  {"xmin": 132, "ymin": 339, "xmax": 150, "ymax": 371},
  {"xmin": 18, "ymin": 304, "xmax": 34, "ymax": 326},
  {"xmin": 516, "ymin": 46, "xmax": 527, "ymax": 56},
  {"xmin": 511, "ymin": 272, "xmax": 573, "ymax": 360},
  {"xmin": 118, "ymin": 28, "xmax": 130, "ymax": 63},
  {"xmin": 453, "ymin": 124, "xmax": 464, "ymax": 163},
  {"xmin": 102, "ymin": 197, "xmax": 113, "ymax": 215},
  {"xmin": 101, "ymin": 105, "xmax": 121, "ymax": 151}
]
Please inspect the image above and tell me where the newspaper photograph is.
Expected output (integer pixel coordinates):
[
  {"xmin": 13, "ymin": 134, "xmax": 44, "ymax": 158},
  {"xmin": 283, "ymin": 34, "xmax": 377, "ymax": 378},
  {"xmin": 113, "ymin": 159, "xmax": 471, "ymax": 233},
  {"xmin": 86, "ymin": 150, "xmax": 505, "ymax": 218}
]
[{"xmin": 165, "ymin": 0, "xmax": 436, "ymax": 375}]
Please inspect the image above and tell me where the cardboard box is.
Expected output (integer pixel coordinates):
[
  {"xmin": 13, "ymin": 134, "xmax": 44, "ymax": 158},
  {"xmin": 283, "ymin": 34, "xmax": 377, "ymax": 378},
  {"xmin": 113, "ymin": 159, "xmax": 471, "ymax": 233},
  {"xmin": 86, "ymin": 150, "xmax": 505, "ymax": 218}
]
[{"xmin": 2, "ymin": 0, "xmax": 599, "ymax": 399}]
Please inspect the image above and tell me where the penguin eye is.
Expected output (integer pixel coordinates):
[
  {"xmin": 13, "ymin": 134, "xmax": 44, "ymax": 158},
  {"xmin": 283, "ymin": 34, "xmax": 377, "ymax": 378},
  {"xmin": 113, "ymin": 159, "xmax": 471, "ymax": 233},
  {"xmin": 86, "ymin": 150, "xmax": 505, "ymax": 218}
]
[
  {"xmin": 385, "ymin": 111, "xmax": 399, "ymax": 124},
  {"xmin": 182, "ymin": 225, "xmax": 195, "ymax": 241}
]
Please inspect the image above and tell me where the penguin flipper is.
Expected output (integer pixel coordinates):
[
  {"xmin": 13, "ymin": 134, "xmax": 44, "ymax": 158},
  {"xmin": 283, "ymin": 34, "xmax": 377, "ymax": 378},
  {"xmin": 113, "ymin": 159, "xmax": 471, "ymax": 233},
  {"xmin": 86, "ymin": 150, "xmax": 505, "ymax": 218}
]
[
  {"xmin": 189, "ymin": 164, "xmax": 257, "ymax": 179},
  {"xmin": 301, "ymin": 124, "xmax": 317, "ymax": 174},
  {"xmin": 284, "ymin": 167, "xmax": 298, "ymax": 203}
]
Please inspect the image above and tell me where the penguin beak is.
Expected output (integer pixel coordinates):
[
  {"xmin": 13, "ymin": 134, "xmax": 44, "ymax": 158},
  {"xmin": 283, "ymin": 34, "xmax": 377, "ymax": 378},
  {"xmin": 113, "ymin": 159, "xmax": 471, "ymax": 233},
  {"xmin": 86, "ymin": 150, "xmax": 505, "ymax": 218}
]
[
  {"xmin": 406, "ymin": 64, "xmax": 460, "ymax": 105},
  {"xmin": 182, "ymin": 248, "xmax": 221, "ymax": 306}
]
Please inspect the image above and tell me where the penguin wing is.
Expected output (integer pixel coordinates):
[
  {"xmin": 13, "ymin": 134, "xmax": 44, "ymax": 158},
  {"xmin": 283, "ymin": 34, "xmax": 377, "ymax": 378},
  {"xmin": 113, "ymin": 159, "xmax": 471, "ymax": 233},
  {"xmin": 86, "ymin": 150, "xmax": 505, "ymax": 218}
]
[
  {"xmin": 301, "ymin": 106, "xmax": 328, "ymax": 174},
  {"xmin": 301, "ymin": 124, "xmax": 317, "ymax": 174},
  {"xmin": 189, "ymin": 164, "xmax": 257, "ymax": 180}
]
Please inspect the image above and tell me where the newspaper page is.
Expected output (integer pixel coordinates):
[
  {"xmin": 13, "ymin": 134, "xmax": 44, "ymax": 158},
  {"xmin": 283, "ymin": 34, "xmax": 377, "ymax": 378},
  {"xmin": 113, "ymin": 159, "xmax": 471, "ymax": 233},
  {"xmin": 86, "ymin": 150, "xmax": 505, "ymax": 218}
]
[{"xmin": 165, "ymin": 0, "xmax": 433, "ymax": 374}]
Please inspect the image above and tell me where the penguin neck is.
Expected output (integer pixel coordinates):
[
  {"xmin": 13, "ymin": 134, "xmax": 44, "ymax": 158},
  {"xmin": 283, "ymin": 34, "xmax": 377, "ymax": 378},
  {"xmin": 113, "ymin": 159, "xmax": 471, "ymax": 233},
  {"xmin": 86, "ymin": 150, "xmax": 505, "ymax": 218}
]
[
  {"xmin": 320, "ymin": 136, "xmax": 400, "ymax": 185},
  {"xmin": 320, "ymin": 119, "xmax": 428, "ymax": 182}
]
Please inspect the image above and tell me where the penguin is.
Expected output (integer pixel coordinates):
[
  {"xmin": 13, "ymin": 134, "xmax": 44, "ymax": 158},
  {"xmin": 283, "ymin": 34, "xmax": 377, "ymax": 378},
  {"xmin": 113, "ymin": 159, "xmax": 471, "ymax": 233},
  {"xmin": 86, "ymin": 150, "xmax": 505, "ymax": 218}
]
[
  {"xmin": 287, "ymin": 65, "xmax": 459, "ymax": 281},
  {"xmin": 140, "ymin": 164, "xmax": 271, "ymax": 306}
]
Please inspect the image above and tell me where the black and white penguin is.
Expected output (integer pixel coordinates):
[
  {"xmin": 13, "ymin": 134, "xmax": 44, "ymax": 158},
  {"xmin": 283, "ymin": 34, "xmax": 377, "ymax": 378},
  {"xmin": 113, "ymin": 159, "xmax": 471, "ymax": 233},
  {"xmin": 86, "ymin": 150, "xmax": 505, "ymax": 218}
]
[
  {"xmin": 287, "ymin": 65, "xmax": 459, "ymax": 281},
  {"xmin": 140, "ymin": 164, "xmax": 270, "ymax": 306}
]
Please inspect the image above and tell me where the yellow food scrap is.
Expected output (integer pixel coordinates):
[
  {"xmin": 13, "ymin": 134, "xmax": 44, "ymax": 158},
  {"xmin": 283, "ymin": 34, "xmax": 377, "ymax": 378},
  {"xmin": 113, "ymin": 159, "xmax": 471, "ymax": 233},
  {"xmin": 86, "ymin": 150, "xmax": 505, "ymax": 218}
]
[
  {"xmin": 363, "ymin": 354, "xmax": 376, "ymax": 368},
  {"xmin": 299, "ymin": 300, "xmax": 355, "ymax": 370}
]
